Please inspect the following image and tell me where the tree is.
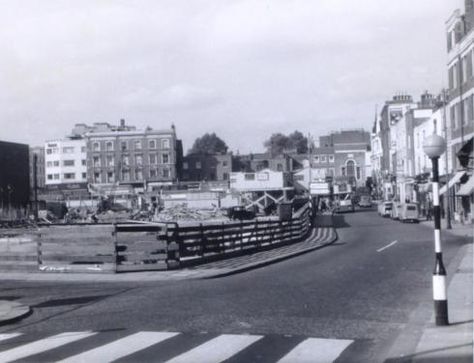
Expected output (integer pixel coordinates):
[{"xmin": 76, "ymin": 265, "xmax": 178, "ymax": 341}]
[
  {"xmin": 188, "ymin": 133, "xmax": 228, "ymax": 155},
  {"xmin": 264, "ymin": 130, "xmax": 309, "ymax": 155},
  {"xmin": 264, "ymin": 133, "xmax": 291, "ymax": 155},
  {"xmin": 288, "ymin": 131, "xmax": 308, "ymax": 154}
]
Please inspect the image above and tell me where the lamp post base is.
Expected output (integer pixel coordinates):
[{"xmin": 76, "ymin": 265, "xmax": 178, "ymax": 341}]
[{"xmin": 434, "ymin": 300, "xmax": 449, "ymax": 326}]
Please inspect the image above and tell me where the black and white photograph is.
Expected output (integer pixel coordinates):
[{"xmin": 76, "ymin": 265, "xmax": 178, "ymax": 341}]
[{"xmin": 0, "ymin": 0, "xmax": 472, "ymax": 361}]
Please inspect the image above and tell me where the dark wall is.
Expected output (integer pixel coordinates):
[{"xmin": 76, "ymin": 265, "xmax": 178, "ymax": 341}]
[{"xmin": 0, "ymin": 141, "xmax": 30, "ymax": 208}]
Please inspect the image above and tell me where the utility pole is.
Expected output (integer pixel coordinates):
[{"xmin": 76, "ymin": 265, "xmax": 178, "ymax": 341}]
[
  {"xmin": 308, "ymin": 133, "xmax": 312, "ymax": 191},
  {"xmin": 33, "ymin": 153, "xmax": 39, "ymax": 221}
]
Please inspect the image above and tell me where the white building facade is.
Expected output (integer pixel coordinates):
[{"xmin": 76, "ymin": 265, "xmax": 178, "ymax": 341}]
[
  {"xmin": 413, "ymin": 108, "xmax": 447, "ymax": 177},
  {"xmin": 44, "ymin": 139, "xmax": 87, "ymax": 185}
]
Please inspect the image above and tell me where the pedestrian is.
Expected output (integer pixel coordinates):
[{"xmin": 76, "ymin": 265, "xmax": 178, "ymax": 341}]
[
  {"xmin": 420, "ymin": 202, "xmax": 426, "ymax": 218},
  {"xmin": 427, "ymin": 201, "xmax": 433, "ymax": 221},
  {"xmin": 320, "ymin": 199, "xmax": 327, "ymax": 213}
]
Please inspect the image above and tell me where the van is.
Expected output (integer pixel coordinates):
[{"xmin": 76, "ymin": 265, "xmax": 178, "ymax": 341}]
[
  {"xmin": 390, "ymin": 202, "xmax": 402, "ymax": 220},
  {"xmin": 399, "ymin": 203, "xmax": 419, "ymax": 223},
  {"xmin": 335, "ymin": 194, "xmax": 355, "ymax": 213}
]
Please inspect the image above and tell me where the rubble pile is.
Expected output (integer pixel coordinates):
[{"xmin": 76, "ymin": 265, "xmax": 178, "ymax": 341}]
[
  {"xmin": 95, "ymin": 210, "xmax": 132, "ymax": 223},
  {"xmin": 154, "ymin": 204, "xmax": 229, "ymax": 222}
]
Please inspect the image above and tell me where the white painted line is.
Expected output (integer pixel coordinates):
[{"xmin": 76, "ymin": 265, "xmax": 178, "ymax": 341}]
[
  {"xmin": 164, "ymin": 334, "xmax": 262, "ymax": 363},
  {"xmin": 377, "ymin": 240, "xmax": 398, "ymax": 253},
  {"xmin": 277, "ymin": 337, "xmax": 353, "ymax": 363},
  {"xmin": 0, "ymin": 333, "xmax": 22, "ymax": 342},
  {"xmin": 0, "ymin": 331, "xmax": 96, "ymax": 363},
  {"xmin": 57, "ymin": 331, "xmax": 178, "ymax": 363}
]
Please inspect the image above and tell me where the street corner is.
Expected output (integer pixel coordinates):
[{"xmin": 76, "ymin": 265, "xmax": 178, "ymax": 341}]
[{"xmin": 0, "ymin": 300, "xmax": 32, "ymax": 326}]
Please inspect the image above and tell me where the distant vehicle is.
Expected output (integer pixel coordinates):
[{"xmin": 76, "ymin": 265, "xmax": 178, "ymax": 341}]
[
  {"xmin": 358, "ymin": 195, "xmax": 372, "ymax": 208},
  {"xmin": 390, "ymin": 202, "xmax": 402, "ymax": 220},
  {"xmin": 378, "ymin": 201, "xmax": 392, "ymax": 217},
  {"xmin": 399, "ymin": 203, "xmax": 420, "ymax": 223},
  {"xmin": 335, "ymin": 193, "xmax": 355, "ymax": 213},
  {"xmin": 227, "ymin": 206, "xmax": 256, "ymax": 220}
]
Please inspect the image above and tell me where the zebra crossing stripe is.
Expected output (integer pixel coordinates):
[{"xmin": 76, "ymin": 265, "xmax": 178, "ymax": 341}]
[
  {"xmin": 164, "ymin": 334, "xmax": 263, "ymax": 363},
  {"xmin": 56, "ymin": 331, "xmax": 179, "ymax": 363},
  {"xmin": 276, "ymin": 337, "xmax": 353, "ymax": 363},
  {"xmin": 0, "ymin": 331, "xmax": 96, "ymax": 363},
  {"xmin": 0, "ymin": 334, "xmax": 22, "ymax": 343}
]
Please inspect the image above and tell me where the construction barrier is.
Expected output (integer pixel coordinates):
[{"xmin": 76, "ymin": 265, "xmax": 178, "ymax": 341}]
[
  {"xmin": 38, "ymin": 224, "xmax": 116, "ymax": 273},
  {"xmin": 0, "ymin": 230, "xmax": 39, "ymax": 272},
  {"xmin": 0, "ymin": 203, "xmax": 312, "ymax": 273}
]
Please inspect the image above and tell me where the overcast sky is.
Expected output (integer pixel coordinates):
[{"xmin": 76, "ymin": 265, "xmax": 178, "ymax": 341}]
[{"xmin": 0, "ymin": 0, "xmax": 463, "ymax": 153}]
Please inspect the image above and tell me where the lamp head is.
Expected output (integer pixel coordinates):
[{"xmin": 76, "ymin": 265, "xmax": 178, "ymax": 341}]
[{"xmin": 423, "ymin": 134, "xmax": 446, "ymax": 159}]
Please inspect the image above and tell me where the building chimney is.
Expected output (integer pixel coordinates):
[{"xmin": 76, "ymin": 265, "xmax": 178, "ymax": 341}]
[{"xmin": 120, "ymin": 119, "xmax": 125, "ymax": 128}]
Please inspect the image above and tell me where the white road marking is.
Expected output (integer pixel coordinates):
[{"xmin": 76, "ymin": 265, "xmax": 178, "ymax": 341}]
[
  {"xmin": 377, "ymin": 240, "xmax": 398, "ymax": 252},
  {"xmin": 0, "ymin": 333, "xmax": 22, "ymax": 342},
  {"xmin": 57, "ymin": 331, "xmax": 178, "ymax": 363},
  {"xmin": 164, "ymin": 334, "xmax": 262, "ymax": 363},
  {"xmin": 0, "ymin": 331, "xmax": 96, "ymax": 363},
  {"xmin": 277, "ymin": 337, "xmax": 353, "ymax": 363}
]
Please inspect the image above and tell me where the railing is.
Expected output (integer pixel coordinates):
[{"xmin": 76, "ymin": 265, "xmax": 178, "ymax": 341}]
[{"xmin": 174, "ymin": 204, "xmax": 311, "ymax": 266}]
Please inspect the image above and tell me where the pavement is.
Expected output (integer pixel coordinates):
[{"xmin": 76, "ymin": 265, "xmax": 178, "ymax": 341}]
[
  {"xmin": 386, "ymin": 219, "xmax": 473, "ymax": 362},
  {"xmin": 0, "ymin": 301, "xmax": 31, "ymax": 327}
]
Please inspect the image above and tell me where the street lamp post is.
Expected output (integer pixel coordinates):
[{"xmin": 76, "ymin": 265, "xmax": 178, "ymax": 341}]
[{"xmin": 423, "ymin": 134, "xmax": 449, "ymax": 326}]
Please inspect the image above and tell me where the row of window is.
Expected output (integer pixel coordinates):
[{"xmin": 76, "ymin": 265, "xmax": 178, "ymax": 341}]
[
  {"xmin": 47, "ymin": 172, "xmax": 87, "ymax": 181},
  {"xmin": 449, "ymin": 94, "xmax": 474, "ymax": 130},
  {"xmin": 181, "ymin": 160, "xmax": 230, "ymax": 171},
  {"xmin": 45, "ymin": 138, "xmax": 172, "ymax": 155},
  {"xmin": 92, "ymin": 168, "xmax": 171, "ymax": 183},
  {"xmin": 46, "ymin": 160, "xmax": 87, "ymax": 167},
  {"xmin": 313, "ymin": 155, "xmax": 335, "ymax": 163},
  {"xmin": 92, "ymin": 153, "xmax": 170, "ymax": 167},
  {"xmin": 448, "ymin": 48, "xmax": 474, "ymax": 90},
  {"xmin": 47, "ymin": 167, "xmax": 172, "ymax": 183},
  {"xmin": 46, "ymin": 146, "xmax": 87, "ymax": 155},
  {"xmin": 91, "ymin": 138, "xmax": 170, "ymax": 152}
]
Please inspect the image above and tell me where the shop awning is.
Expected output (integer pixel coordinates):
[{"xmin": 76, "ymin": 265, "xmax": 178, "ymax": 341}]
[
  {"xmin": 439, "ymin": 171, "xmax": 466, "ymax": 195},
  {"xmin": 457, "ymin": 137, "xmax": 473, "ymax": 168},
  {"xmin": 457, "ymin": 175, "xmax": 474, "ymax": 196}
]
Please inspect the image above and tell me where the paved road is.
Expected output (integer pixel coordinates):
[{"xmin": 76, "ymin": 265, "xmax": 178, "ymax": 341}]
[{"xmin": 0, "ymin": 209, "xmax": 469, "ymax": 362}]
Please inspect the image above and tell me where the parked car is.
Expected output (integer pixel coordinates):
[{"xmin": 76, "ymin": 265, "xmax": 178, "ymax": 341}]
[
  {"xmin": 358, "ymin": 195, "xmax": 372, "ymax": 208},
  {"xmin": 378, "ymin": 201, "xmax": 392, "ymax": 217},
  {"xmin": 399, "ymin": 203, "xmax": 420, "ymax": 223}
]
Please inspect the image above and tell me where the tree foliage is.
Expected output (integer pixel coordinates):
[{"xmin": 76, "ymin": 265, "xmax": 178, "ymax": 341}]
[
  {"xmin": 188, "ymin": 133, "xmax": 229, "ymax": 155},
  {"xmin": 264, "ymin": 130, "xmax": 310, "ymax": 154}
]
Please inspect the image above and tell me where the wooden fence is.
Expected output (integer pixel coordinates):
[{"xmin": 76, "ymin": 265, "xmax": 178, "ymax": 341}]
[
  {"xmin": 0, "ymin": 229, "xmax": 39, "ymax": 272},
  {"xmin": 38, "ymin": 224, "xmax": 116, "ymax": 273},
  {"xmin": 174, "ymin": 204, "xmax": 311, "ymax": 266},
  {"xmin": 4, "ymin": 203, "xmax": 312, "ymax": 273},
  {"xmin": 114, "ymin": 223, "xmax": 176, "ymax": 272}
]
